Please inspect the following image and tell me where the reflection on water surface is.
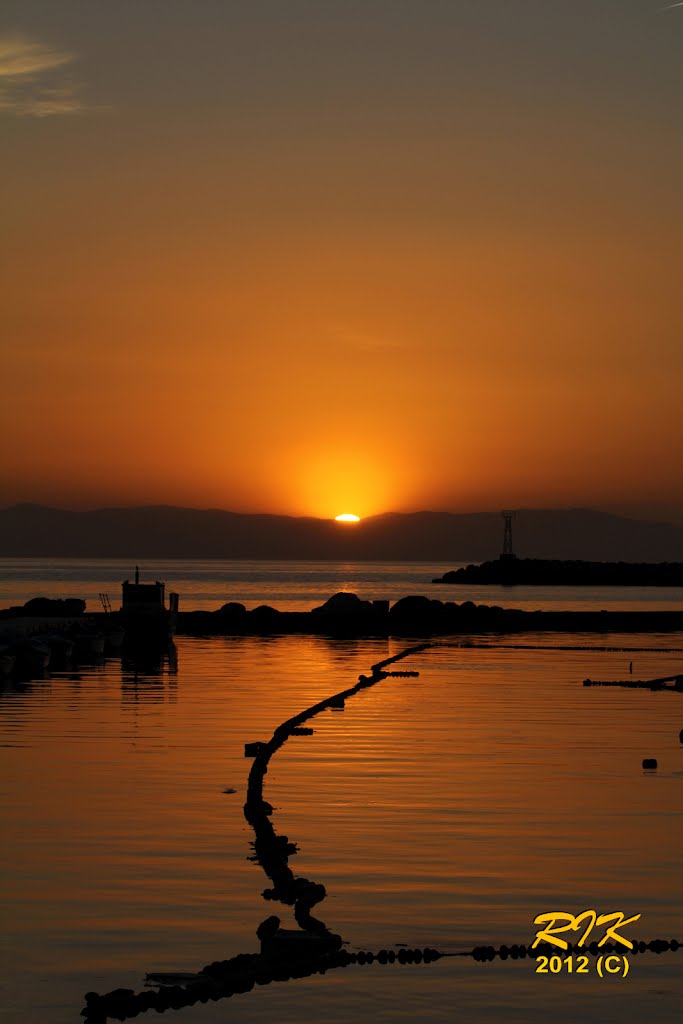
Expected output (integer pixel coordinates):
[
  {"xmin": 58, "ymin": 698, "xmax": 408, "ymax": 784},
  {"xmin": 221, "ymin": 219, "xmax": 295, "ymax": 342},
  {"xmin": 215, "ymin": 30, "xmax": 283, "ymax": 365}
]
[{"xmin": 1, "ymin": 633, "xmax": 682, "ymax": 1023}]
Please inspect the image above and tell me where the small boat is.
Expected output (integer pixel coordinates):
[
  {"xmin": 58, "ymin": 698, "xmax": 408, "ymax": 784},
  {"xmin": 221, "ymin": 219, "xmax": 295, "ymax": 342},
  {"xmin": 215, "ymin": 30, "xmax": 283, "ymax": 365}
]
[
  {"xmin": 10, "ymin": 638, "xmax": 51, "ymax": 676},
  {"xmin": 70, "ymin": 628, "xmax": 106, "ymax": 660},
  {"xmin": 40, "ymin": 633, "xmax": 74, "ymax": 667}
]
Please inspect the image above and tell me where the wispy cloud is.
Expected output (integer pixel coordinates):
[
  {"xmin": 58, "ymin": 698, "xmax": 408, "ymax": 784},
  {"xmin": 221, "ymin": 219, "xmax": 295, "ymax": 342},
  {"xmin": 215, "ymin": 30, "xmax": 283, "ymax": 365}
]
[
  {"xmin": 326, "ymin": 325, "xmax": 408, "ymax": 356},
  {"xmin": 0, "ymin": 33, "xmax": 85, "ymax": 116}
]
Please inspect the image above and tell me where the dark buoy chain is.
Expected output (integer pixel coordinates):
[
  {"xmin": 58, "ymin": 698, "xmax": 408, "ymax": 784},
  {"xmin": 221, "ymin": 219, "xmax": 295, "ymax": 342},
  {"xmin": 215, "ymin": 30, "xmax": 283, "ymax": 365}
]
[
  {"xmin": 469, "ymin": 938, "xmax": 681, "ymax": 962},
  {"xmin": 80, "ymin": 939, "xmax": 681, "ymax": 1020},
  {"xmin": 80, "ymin": 947, "xmax": 444, "ymax": 1021}
]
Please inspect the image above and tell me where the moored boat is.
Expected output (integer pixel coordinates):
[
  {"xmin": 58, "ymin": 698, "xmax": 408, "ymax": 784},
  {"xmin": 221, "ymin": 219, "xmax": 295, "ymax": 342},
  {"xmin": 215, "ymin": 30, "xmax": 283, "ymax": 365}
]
[
  {"xmin": 70, "ymin": 627, "xmax": 106, "ymax": 660},
  {"xmin": 10, "ymin": 638, "xmax": 51, "ymax": 676},
  {"xmin": 0, "ymin": 647, "xmax": 16, "ymax": 677},
  {"xmin": 39, "ymin": 633, "xmax": 75, "ymax": 667}
]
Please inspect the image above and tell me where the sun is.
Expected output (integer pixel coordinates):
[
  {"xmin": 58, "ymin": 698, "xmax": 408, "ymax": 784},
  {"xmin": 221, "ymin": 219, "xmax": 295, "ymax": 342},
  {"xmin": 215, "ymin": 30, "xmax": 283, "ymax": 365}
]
[{"xmin": 334, "ymin": 513, "xmax": 361, "ymax": 523}]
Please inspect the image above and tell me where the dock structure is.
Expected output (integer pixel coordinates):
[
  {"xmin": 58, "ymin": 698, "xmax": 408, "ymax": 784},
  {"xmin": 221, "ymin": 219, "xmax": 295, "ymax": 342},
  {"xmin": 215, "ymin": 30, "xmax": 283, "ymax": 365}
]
[{"xmin": 120, "ymin": 567, "xmax": 179, "ymax": 644}]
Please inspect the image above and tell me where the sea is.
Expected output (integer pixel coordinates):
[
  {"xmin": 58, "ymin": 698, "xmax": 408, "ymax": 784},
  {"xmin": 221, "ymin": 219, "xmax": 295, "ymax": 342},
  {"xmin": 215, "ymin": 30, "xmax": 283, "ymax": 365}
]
[{"xmin": 1, "ymin": 559, "xmax": 682, "ymax": 1024}]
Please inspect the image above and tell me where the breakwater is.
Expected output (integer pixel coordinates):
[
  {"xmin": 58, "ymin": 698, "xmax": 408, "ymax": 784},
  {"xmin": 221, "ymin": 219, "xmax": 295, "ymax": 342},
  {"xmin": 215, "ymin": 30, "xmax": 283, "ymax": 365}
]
[
  {"xmin": 173, "ymin": 592, "xmax": 683, "ymax": 637},
  {"xmin": 434, "ymin": 557, "xmax": 683, "ymax": 586},
  {"xmin": 3, "ymin": 594, "xmax": 683, "ymax": 682}
]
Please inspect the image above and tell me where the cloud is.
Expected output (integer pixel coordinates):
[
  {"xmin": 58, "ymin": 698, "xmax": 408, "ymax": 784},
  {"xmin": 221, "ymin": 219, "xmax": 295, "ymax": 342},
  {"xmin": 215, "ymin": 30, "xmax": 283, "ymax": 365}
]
[
  {"xmin": 0, "ymin": 33, "xmax": 85, "ymax": 116},
  {"xmin": 0, "ymin": 34, "xmax": 72, "ymax": 77},
  {"xmin": 326, "ymin": 325, "xmax": 408, "ymax": 356}
]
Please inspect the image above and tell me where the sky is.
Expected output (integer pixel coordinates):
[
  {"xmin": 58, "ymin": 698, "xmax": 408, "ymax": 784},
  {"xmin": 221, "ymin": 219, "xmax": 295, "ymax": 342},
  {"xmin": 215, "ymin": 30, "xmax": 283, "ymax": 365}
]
[{"xmin": 1, "ymin": 1, "xmax": 682, "ymax": 522}]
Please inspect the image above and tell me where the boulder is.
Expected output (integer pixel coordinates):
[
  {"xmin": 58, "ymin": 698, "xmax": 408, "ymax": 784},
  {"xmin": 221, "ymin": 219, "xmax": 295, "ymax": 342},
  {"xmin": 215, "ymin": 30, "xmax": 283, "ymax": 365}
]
[
  {"xmin": 20, "ymin": 596, "xmax": 85, "ymax": 616},
  {"xmin": 218, "ymin": 602, "xmax": 246, "ymax": 616},
  {"xmin": 311, "ymin": 592, "xmax": 372, "ymax": 616},
  {"xmin": 390, "ymin": 595, "xmax": 443, "ymax": 620}
]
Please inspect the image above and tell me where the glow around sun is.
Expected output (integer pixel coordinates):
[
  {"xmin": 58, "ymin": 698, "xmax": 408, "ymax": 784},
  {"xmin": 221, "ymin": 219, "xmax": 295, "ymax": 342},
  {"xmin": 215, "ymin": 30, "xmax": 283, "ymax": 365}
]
[{"xmin": 335, "ymin": 513, "xmax": 361, "ymax": 523}]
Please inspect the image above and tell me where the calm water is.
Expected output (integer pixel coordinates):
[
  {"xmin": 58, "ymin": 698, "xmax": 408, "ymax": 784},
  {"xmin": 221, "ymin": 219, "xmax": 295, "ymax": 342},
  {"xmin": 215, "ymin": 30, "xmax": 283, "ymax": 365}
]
[
  {"xmin": 2, "ymin": 630, "xmax": 683, "ymax": 1024},
  {"xmin": 1, "ymin": 557, "xmax": 683, "ymax": 613}
]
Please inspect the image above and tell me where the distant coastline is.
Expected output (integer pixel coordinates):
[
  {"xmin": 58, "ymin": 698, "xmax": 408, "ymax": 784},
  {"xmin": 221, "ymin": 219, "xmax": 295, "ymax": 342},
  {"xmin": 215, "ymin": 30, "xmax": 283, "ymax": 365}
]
[{"xmin": 2, "ymin": 504, "xmax": 683, "ymax": 561}]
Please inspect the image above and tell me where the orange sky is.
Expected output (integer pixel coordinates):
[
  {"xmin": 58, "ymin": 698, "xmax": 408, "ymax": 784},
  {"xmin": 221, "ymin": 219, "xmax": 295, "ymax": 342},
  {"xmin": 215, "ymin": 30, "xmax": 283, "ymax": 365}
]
[{"xmin": 2, "ymin": 2, "xmax": 683, "ymax": 522}]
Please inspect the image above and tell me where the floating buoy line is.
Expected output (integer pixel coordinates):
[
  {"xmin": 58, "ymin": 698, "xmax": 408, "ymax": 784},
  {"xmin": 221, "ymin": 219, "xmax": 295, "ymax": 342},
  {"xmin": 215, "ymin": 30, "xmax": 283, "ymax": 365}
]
[
  {"xmin": 80, "ymin": 939, "xmax": 682, "ymax": 1021},
  {"xmin": 81, "ymin": 642, "xmax": 682, "ymax": 1022},
  {"xmin": 583, "ymin": 674, "xmax": 683, "ymax": 691}
]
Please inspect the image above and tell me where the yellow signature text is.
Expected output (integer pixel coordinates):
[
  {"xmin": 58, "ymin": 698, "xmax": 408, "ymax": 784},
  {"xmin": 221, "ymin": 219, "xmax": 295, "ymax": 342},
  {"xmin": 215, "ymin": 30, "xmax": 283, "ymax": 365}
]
[{"xmin": 532, "ymin": 911, "xmax": 641, "ymax": 951}]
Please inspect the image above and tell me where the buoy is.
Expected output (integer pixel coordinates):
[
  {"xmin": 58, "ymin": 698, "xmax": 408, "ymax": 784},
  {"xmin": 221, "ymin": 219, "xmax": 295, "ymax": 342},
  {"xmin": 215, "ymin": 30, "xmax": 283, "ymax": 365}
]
[{"xmin": 244, "ymin": 742, "xmax": 264, "ymax": 757}]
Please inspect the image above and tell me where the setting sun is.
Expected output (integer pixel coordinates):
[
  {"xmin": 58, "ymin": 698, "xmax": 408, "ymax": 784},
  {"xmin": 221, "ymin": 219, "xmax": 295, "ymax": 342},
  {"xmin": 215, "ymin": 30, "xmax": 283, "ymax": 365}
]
[{"xmin": 334, "ymin": 514, "xmax": 361, "ymax": 523}]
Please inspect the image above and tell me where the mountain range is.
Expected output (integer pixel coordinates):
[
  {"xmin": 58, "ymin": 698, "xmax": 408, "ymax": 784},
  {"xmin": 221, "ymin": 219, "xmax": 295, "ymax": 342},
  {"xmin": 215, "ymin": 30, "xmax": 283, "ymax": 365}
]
[{"xmin": 1, "ymin": 504, "xmax": 683, "ymax": 562}]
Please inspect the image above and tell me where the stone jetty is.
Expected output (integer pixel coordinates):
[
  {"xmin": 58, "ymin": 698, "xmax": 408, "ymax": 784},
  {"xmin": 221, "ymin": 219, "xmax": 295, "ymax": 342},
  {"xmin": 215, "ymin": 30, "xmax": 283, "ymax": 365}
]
[
  {"xmin": 173, "ymin": 592, "xmax": 683, "ymax": 637},
  {"xmin": 433, "ymin": 557, "xmax": 683, "ymax": 586}
]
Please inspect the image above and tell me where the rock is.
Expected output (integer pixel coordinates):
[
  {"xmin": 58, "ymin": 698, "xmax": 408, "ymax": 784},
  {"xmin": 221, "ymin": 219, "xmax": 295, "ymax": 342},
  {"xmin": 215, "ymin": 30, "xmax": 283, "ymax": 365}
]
[
  {"xmin": 20, "ymin": 596, "xmax": 85, "ymax": 616},
  {"xmin": 249, "ymin": 605, "xmax": 280, "ymax": 623},
  {"xmin": 311, "ymin": 592, "xmax": 372, "ymax": 616},
  {"xmin": 217, "ymin": 602, "xmax": 246, "ymax": 616},
  {"xmin": 390, "ymin": 595, "xmax": 443, "ymax": 619}
]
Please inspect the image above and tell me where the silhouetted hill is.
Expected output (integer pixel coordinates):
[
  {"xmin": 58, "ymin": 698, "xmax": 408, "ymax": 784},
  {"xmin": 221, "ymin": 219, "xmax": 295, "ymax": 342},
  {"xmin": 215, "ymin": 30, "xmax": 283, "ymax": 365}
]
[{"xmin": 1, "ymin": 504, "xmax": 683, "ymax": 561}]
